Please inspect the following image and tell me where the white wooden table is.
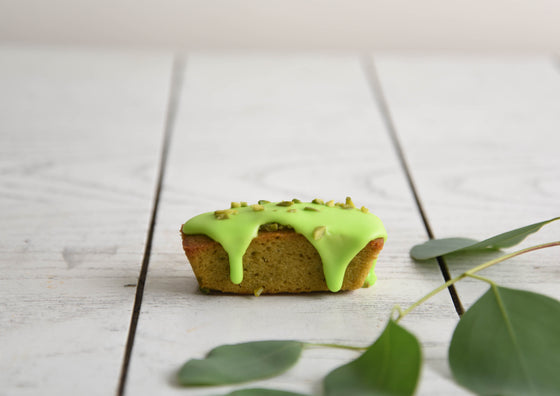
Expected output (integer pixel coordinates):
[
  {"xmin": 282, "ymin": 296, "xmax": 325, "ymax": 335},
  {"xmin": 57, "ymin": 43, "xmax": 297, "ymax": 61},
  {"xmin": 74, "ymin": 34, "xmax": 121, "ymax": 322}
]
[{"xmin": 1, "ymin": 47, "xmax": 559, "ymax": 396}]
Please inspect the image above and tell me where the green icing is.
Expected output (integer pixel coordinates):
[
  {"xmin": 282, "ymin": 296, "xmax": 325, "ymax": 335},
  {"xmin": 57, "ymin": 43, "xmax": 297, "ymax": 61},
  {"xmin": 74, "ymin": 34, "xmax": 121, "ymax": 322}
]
[{"xmin": 182, "ymin": 201, "xmax": 387, "ymax": 292}]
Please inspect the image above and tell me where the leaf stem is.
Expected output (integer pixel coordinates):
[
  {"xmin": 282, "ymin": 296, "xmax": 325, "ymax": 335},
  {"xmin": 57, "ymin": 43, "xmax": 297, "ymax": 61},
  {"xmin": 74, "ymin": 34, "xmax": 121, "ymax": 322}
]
[
  {"xmin": 464, "ymin": 273, "xmax": 496, "ymax": 286},
  {"xmin": 304, "ymin": 342, "xmax": 367, "ymax": 351},
  {"xmin": 464, "ymin": 241, "xmax": 560, "ymax": 275},
  {"xmin": 396, "ymin": 241, "xmax": 560, "ymax": 322},
  {"xmin": 390, "ymin": 305, "xmax": 404, "ymax": 321}
]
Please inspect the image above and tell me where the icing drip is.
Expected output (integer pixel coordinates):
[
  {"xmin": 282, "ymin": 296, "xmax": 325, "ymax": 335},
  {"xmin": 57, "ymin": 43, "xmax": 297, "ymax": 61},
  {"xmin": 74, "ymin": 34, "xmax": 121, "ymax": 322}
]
[{"xmin": 182, "ymin": 200, "xmax": 387, "ymax": 292}]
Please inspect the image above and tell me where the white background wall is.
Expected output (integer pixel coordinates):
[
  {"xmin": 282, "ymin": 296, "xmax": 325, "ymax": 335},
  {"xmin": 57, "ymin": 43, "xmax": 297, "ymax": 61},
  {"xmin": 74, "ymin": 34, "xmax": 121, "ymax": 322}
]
[{"xmin": 1, "ymin": 0, "xmax": 560, "ymax": 52}]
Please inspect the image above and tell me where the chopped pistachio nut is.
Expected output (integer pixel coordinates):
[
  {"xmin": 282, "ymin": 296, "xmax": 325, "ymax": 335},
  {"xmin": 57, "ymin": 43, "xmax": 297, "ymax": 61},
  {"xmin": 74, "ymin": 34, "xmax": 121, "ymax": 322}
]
[
  {"xmin": 215, "ymin": 209, "xmax": 238, "ymax": 215},
  {"xmin": 333, "ymin": 197, "xmax": 356, "ymax": 209},
  {"xmin": 292, "ymin": 198, "xmax": 302, "ymax": 204},
  {"xmin": 230, "ymin": 202, "xmax": 241, "ymax": 208},
  {"xmin": 326, "ymin": 200, "xmax": 335, "ymax": 207},
  {"xmin": 287, "ymin": 209, "xmax": 297, "ymax": 213},
  {"xmin": 260, "ymin": 223, "xmax": 279, "ymax": 232},
  {"xmin": 240, "ymin": 201, "xmax": 248, "ymax": 207},
  {"xmin": 361, "ymin": 206, "xmax": 369, "ymax": 213},
  {"xmin": 251, "ymin": 204, "xmax": 265, "ymax": 211},
  {"xmin": 304, "ymin": 206, "xmax": 319, "ymax": 212},
  {"xmin": 258, "ymin": 200, "xmax": 270, "ymax": 205},
  {"xmin": 260, "ymin": 222, "xmax": 295, "ymax": 231},
  {"xmin": 313, "ymin": 225, "xmax": 327, "ymax": 240},
  {"xmin": 276, "ymin": 200, "xmax": 293, "ymax": 207},
  {"xmin": 254, "ymin": 287, "xmax": 264, "ymax": 297},
  {"xmin": 312, "ymin": 198, "xmax": 324, "ymax": 205},
  {"xmin": 214, "ymin": 209, "xmax": 238, "ymax": 220}
]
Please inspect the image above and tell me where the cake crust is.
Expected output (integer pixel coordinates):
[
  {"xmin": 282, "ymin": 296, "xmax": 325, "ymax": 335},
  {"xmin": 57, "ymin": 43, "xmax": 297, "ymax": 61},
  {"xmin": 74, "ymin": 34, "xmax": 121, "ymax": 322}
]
[{"xmin": 182, "ymin": 229, "xmax": 385, "ymax": 294}]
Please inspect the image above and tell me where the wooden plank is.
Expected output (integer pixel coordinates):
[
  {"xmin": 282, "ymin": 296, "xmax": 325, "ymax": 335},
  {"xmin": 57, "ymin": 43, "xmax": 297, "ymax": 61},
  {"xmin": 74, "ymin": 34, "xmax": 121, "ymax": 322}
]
[
  {"xmin": 375, "ymin": 56, "xmax": 560, "ymax": 308},
  {"xmin": 0, "ymin": 47, "xmax": 173, "ymax": 394},
  {"xmin": 126, "ymin": 54, "xmax": 468, "ymax": 395}
]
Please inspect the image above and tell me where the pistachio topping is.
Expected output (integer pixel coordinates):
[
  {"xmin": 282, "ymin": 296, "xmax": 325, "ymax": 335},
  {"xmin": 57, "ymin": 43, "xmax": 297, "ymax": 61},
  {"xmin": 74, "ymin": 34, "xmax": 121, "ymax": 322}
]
[
  {"xmin": 231, "ymin": 202, "xmax": 241, "ymax": 208},
  {"xmin": 260, "ymin": 223, "xmax": 279, "ymax": 232},
  {"xmin": 214, "ymin": 209, "xmax": 239, "ymax": 220},
  {"xmin": 240, "ymin": 202, "xmax": 248, "ymax": 207},
  {"xmin": 259, "ymin": 222, "xmax": 293, "ymax": 231},
  {"xmin": 292, "ymin": 198, "xmax": 302, "ymax": 204},
  {"xmin": 344, "ymin": 196, "xmax": 356, "ymax": 209},
  {"xmin": 287, "ymin": 209, "xmax": 297, "ymax": 213},
  {"xmin": 304, "ymin": 206, "xmax": 320, "ymax": 212},
  {"xmin": 312, "ymin": 198, "xmax": 324, "ymax": 205},
  {"xmin": 326, "ymin": 200, "xmax": 335, "ymax": 207},
  {"xmin": 214, "ymin": 213, "xmax": 228, "ymax": 220},
  {"xmin": 258, "ymin": 200, "xmax": 270, "ymax": 205},
  {"xmin": 361, "ymin": 206, "xmax": 369, "ymax": 213},
  {"xmin": 251, "ymin": 204, "xmax": 265, "ymax": 211},
  {"xmin": 313, "ymin": 225, "xmax": 327, "ymax": 240},
  {"xmin": 254, "ymin": 287, "xmax": 264, "ymax": 297},
  {"xmin": 334, "ymin": 197, "xmax": 356, "ymax": 209},
  {"xmin": 276, "ymin": 200, "xmax": 293, "ymax": 207}
]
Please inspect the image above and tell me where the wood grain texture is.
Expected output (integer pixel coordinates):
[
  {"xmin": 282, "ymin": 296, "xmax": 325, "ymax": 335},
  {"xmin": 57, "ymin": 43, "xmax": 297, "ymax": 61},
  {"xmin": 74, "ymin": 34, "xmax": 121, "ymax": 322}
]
[
  {"xmin": 125, "ymin": 54, "xmax": 468, "ymax": 395},
  {"xmin": 7, "ymin": 50, "xmax": 555, "ymax": 395},
  {"xmin": 375, "ymin": 56, "xmax": 560, "ymax": 309},
  {"xmin": 0, "ymin": 47, "xmax": 173, "ymax": 394}
]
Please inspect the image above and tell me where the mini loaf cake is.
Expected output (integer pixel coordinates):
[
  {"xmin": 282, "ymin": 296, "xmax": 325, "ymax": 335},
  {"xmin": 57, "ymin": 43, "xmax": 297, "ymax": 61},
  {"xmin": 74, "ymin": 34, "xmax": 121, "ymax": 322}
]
[{"xmin": 181, "ymin": 198, "xmax": 387, "ymax": 295}]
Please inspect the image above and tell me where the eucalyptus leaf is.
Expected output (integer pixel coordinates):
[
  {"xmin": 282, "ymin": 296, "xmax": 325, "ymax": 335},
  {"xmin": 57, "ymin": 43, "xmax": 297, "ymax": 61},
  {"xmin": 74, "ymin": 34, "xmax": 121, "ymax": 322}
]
[
  {"xmin": 449, "ymin": 286, "xmax": 560, "ymax": 396},
  {"xmin": 410, "ymin": 216, "xmax": 560, "ymax": 260},
  {"xmin": 178, "ymin": 340, "xmax": 304, "ymax": 386},
  {"xmin": 220, "ymin": 388, "xmax": 310, "ymax": 396},
  {"xmin": 324, "ymin": 319, "xmax": 421, "ymax": 396}
]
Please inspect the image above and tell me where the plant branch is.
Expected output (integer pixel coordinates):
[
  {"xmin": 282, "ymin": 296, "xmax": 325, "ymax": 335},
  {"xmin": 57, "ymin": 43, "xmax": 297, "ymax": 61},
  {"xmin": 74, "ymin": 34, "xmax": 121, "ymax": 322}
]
[
  {"xmin": 464, "ymin": 273, "xmax": 496, "ymax": 286},
  {"xmin": 396, "ymin": 241, "xmax": 560, "ymax": 322}
]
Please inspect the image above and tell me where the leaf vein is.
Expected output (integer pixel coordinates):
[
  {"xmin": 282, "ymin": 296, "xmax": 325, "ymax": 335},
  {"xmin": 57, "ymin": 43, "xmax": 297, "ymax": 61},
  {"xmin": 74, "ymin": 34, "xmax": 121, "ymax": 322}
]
[{"xmin": 491, "ymin": 285, "xmax": 537, "ymax": 394}]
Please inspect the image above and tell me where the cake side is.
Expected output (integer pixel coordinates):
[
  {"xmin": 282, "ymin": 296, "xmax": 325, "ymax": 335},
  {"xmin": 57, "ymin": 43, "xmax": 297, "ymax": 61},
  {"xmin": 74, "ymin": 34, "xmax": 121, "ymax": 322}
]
[{"xmin": 182, "ymin": 229, "xmax": 385, "ymax": 294}]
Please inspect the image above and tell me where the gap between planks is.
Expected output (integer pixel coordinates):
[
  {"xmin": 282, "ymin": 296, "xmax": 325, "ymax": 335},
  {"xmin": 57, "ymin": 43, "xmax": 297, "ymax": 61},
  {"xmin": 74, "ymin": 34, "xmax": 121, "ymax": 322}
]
[
  {"xmin": 117, "ymin": 54, "xmax": 186, "ymax": 396},
  {"xmin": 361, "ymin": 55, "xmax": 465, "ymax": 317}
]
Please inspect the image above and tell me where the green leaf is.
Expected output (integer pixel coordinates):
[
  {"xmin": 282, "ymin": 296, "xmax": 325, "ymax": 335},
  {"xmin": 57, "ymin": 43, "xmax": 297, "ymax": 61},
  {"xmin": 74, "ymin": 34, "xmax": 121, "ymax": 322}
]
[
  {"xmin": 410, "ymin": 216, "xmax": 560, "ymax": 260},
  {"xmin": 178, "ymin": 340, "xmax": 304, "ymax": 386},
  {"xmin": 221, "ymin": 389, "xmax": 310, "ymax": 396},
  {"xmin": 449, "ymin": 286, "xmax": 560, "ymax": 396},
  {"xmin": 410, "ymin": 237, "xmax": 480, "ymax": 260},
  {"xmin": 324, "ymin": 319, "xmax": 421, "ymax": 396}
]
